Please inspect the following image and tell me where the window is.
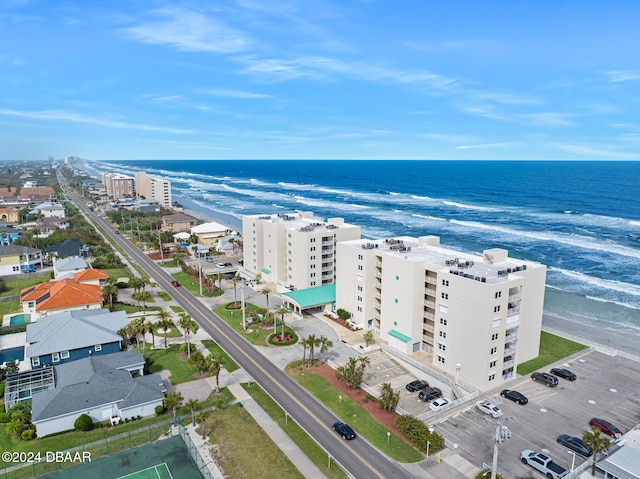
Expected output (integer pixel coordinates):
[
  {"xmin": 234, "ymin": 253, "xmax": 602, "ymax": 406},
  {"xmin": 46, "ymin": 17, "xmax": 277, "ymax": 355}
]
[
  {"xmin": 60, "ymin": 351, "xmax": 70, "ymax": 359},
  {"xmin": 52, "ymin": 352, "xmax": 60, "ymax": 362},
  {"xmin": 441, "ymin": 293, "xmax": 448, "ymax": 299},
  {"xmin": 310, "ymin": 273, "xmax": 316, "ymax": 278},
  {"xmin": 32, "ymin": 357, "xmax": 40, "ymax": 367},
  {"xmin": 95, "ymin": 344, "xmax": 102, "ymax": 351},
  {"xmin": 437, "ymin": 355, "xmax": 445, "ymax": 364},
  {"xmin": 440, "ymin": 318, "xmax": 447, "ymax": 326},
  {"xmin": 490, "ymin": 360, "xmax": 497, "ymax": 368},
  {"xmin": 310, "ymin": 264, "xmax": 315, "ymax": 269},
  {"xmin": 442, "ymin": 279, "xmax": 449, "ymax": 286},
  {"xmin": 438, "ymin": 343, "xmax": 446, "ymax": 351},
  {"xmin": 490, "ymin": 347, "xmax": 497, "ymax": 355},
  {"xmin": 491, "ymin": 333, "xmax": 499, "ymax": 341},
  {"xmin": 495, "ymin": 291, "xmax": 502, "ymax": 299},
  {"xmin": 439, "ymin": 331, "xmax": 447, "ymax": 338},
  {"xmin": 310, "ymin": 255, "xmax": 315, "ymax": 260},
  {"xmin": 310, "ymin": 281, "xmax": 316, "ymax": 286},
  {"xmin": 310, "ymin": 238, "xmax": 316, "ymax": 243},
  {"xmin": 489, "ymin": 374, "xmax": 496, "ymax": 381},
  {"xmin": 357, "ymin": 285, "xmax": 363, "ymax": 291},
  {"xmin": 358, "ymin": 254, "xmax": 363, "ymax": 260},
  {"xmin": 357, "ymin": 306, "xmax": 362, "ymax": 312},
  {"xmin": 358, "ymin": 265, "xmax": 363, "ymax": 271},
  {"xmin": 494, "ymin": 305, "xmax": 501, "ymax": 313},
  {"xmin": 311, "ymin": 246, "xmax": 316, "ymax": 251},
  {"xmin": 357, "ymin": 296, "xmax": 362, "ymax": 302}
]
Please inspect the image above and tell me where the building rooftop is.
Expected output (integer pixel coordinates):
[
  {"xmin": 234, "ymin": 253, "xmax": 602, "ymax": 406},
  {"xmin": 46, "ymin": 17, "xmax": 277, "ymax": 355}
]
[
  {"xmin": 21, "ymin": 278, "xmax": 103, "ymax": 311},
  {"xmin": 250, "ymin": 212, "xmax": 356, "ymax": 233}
]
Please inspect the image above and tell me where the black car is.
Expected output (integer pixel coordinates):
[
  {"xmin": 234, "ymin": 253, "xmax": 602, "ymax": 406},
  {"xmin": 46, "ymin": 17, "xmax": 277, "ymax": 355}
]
[
  {"xmin": 500, "ymin": 389, "xmax": 528, "ymax": 405},
  {"xmin": 332, "ymin": 422, "xmax": 356, "ymax": 440},
  {"xmin": 531, "ymin": 371, "xmax": 558, "ymax": 387},
  {"xmin": 406, "ymin": 380, "xmax": 430, "ymax": 392},
  {"xmin": 551, "ymin": 368, "xmax": 577, "ymax": 381},
  {"xmin": 557, "ymin": 435, "xmax": 593, "ymax": 456},
  {"xmin": 418, "ymin": 387, "xmax": 442, "ymax": 402}
]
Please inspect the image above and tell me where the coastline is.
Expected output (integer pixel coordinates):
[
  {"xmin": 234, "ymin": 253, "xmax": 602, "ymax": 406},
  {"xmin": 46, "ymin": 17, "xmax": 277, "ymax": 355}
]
[{"xmin": 176, "ymin": 198, "xmax": 640, "ymax": 360}]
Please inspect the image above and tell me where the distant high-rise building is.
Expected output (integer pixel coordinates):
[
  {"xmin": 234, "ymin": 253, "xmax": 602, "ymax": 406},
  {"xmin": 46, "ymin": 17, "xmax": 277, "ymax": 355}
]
[
  {"xmin": 134, "ymin": 172, "xmax": 172, "ymax": 208},
  {"xmin": 102, "ymin": 173, "xmax": 134, "ymax": 200}
]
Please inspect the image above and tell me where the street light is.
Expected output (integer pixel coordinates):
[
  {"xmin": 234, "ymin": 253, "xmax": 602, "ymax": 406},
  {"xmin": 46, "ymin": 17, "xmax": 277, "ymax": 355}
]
[
  {"xmin": 387, "ymin": 431, "xmax": 390, "ymax": 444},
  {"xmin": 568, "ymin": 450, "xmax": 577, "ymax": 472},
  {"xmin": 198, "ymin": 253, "xmax": 203, "ymax": 297},
  {"xmin": 426, "ymin": 426, "xmax": 434, "ymax": 459},
  {"xmin": 339, "ymin": 395, "xmax": 342, "ymax": 406}
]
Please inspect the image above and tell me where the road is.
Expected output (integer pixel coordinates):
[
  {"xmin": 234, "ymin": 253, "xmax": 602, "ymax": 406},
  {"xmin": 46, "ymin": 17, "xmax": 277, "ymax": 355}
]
[{"xmin": 62, "ymin": 180, "xmax": 414, "ymax": 479}]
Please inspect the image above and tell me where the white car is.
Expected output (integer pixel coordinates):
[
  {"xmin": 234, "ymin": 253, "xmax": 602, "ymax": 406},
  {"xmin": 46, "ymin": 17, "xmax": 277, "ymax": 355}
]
[
  {"xmin": 215, "ymin": 262, "xmax": 227, "ymax": 268},
  {"xmin": 429, "ymin": 397, "xmax": 452, "ymax": 412},
  {"xmin": 475, "ymin": 400, "xmax": 503, "ymax": 418}
]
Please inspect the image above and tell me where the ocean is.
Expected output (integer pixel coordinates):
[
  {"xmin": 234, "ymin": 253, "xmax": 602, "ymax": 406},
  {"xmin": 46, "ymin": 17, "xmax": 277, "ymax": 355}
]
[{"xmin": 80, "ymin": 159, "xmax": 640, "ymax": 336}]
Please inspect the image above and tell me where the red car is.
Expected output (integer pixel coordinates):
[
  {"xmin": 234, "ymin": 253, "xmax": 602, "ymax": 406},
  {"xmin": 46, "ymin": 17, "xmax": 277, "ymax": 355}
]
[
  {"xmin": 589, "ymin": 418, "xmax": 622, "ymax": 438},
  {"xmin": 171, "ymin": 280, "xmax": 181, "ymax": 287}
]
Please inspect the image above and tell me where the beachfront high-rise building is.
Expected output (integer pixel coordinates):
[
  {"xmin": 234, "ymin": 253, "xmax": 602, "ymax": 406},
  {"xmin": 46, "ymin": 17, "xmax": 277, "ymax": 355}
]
[
  {"xmin": 135, "ymin": 172, "xmax": 172, "ymax": 208},
  {"xmin": 102, "ymin": 173, "xmax": 134, "ymax": 200},
  {"xmin": 336, "ymin": 236, "xmax": 546, "ymax": 392},
  {"xmin": 242, "ymin": 212, "xmax": 361, "ymax": 290}
]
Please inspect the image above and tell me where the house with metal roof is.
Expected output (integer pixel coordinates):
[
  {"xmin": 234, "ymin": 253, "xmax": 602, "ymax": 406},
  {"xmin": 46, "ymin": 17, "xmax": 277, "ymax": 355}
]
[
  {"xmin": 0, "ymin": 245, "xmax": 43, "ymax": 276},
  {"xmin": 53, "ymin": 256, "xmax": 89, "ymax": 279},
  {"xmin": 31, "ymin": 351, "xmax": 165, "ymax": 437},
  {"xmin": 190, "ymin": 221, "xmax": 230, "ymax": 245},
  {"xmin": 25, "ymin": 310, "xmax": 129, "ymax": 369}
]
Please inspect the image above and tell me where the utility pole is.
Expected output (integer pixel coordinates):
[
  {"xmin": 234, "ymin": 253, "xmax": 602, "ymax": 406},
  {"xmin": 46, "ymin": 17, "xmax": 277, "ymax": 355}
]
[
  {"xmin": 198, "ymin": 253, "xmax": 203, "ymax": 297},
  {"xmin": 241, "ymin": 286, "xmax": 246, "ymax": 330},
  {"xmin": 491, "ymin": 421, "xmax": 511, "ymax": 479}
]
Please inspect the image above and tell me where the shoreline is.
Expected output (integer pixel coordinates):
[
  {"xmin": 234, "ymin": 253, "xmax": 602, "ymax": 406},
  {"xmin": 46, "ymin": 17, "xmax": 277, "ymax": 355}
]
[{"xmin": 176, "ymin": 201, "xmax": 640, "ymax": 360}]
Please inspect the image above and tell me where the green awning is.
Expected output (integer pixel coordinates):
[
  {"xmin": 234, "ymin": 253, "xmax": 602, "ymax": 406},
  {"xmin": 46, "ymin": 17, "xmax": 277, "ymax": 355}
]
[
  {"xmin": 261, "ymin": 267, "xmax": 271, "ymax": 274},
  {"xmin": 389, "ymin": 329, "xmax": 411, "ymax": 343},
  {"xmin": 281, "ymin": 284, "xmax": 336, "ymax": 309}
]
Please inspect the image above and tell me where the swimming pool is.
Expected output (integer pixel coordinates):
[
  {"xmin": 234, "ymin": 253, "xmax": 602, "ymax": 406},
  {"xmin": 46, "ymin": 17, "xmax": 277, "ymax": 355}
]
[
  {"xmin": 9, "ymin": 314, "xmax": 31, "ymax": 326},
  {"xmin": 0, "ymin": 346, "xmax": 25, "ymax": 363}
]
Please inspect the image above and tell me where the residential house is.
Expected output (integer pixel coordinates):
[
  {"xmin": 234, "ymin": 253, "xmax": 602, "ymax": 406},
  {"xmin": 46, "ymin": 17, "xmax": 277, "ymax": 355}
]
[
  {"xmin": 25, "ymin": 309, "xmax": 129, "ymax": 369},
  {"xmin": 0, "ymin": 245, "xmax": 43, "ymax": 276},
  {"xmin": 53, "ymin": 256, "xmax": 88, "ymax": 279},
  {"xmin": 190, "ymin": 221, "xmax": 230, "ymax": 245},
  {"xmin": 31, "ymin": 351, "xmax": 165, "ymax": 436},
  {"xmin": 0, "ymin": 207, "xmax": 19, "ymax": 222},
  {"xmin": 39, "ymin": 204, "xmax": 66, "ymax": 219},
  {"xmin": 162, "ymin": 212, "xmax": 199, "ymax": 233},
  {"xmin": 0, "ymin": 225, "xmax": 21, "ymax": 246},
  {"xmin": 43, "ymin": 238, "xmax": 87, "ymax": 259},
  {"xmin": 20, "ymin": 278, "xmax": 103, "ymax": 319},
  {"xmin": 73, "ymin": 268, "xmax": 108, "ymax": 287},
  {"xmin": 35, "ymin": 216, "xmax": 70, "ymax": 235}
]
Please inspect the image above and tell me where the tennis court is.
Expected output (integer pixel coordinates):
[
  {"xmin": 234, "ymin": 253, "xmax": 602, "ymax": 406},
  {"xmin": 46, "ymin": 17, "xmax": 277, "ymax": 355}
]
[{"xmin": 38, "ymin": 436, "xmax": 204, "ymax": 479}]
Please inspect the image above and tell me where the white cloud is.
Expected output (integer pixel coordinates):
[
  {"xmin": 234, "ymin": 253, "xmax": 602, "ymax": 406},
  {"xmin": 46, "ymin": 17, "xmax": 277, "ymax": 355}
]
[
  {"xmin": 0, "ymin": 108, "xmax": 194, "ymax": 134},
  {"xmin": 199, "ymin": 88, "xmax": 272, "ymax": 99},
  {"xmin": 603, "ymin": 70, "xmax": 640, "ymax": 83},
  {"xmin": 122, "ymin": 7, "xmax": 251, "ymax": 53},
  {"xmin": 455, "ymin": 142, "xmax": 516, "ymax": 150},
  {"xmin": 551, "ymin": 143, "xmax": 640, "ymax": 159},
  {"xmin": 520, "ymin": 112, "xmax": 575, "ymax": 127}
]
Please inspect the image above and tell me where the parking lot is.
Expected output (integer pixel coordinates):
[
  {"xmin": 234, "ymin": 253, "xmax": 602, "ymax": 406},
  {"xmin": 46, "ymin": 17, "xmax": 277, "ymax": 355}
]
[{"xmin": 428, "ymin": 350, "xmax": 640, "ymax": 478}]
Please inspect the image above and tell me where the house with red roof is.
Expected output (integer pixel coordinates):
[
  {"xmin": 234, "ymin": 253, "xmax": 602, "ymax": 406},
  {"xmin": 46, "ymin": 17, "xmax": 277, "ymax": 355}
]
[
  {"xmin": 73, "ymin": 268, "xmax": 108, "ymax": 287},
  {"xmin": 20, "ymin": 278, "xmax": 104, "ymax": 320}
]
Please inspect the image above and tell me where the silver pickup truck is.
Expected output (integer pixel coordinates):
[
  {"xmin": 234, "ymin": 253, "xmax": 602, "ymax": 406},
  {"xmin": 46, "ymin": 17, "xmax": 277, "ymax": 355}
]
[{"xmin": 520, "ymin": 450, "xmax": 568, "ymax": 479}]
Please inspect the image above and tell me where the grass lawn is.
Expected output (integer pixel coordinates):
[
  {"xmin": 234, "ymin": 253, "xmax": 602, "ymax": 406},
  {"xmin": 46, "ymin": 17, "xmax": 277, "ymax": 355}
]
[
  {"xmin": 154, "ymin": 321, "xmax": 182, "ymax": 339},
  {"xmin": 517, "ymin": 331, "xmax": 588, "ymax": 376},
  {"xmin": 214, "ymin": 303, "xmax": 293, "ymax": 347},
  {"xmin": 0, "ymin": 276, "xmax": 48, "ymax": 297},
  {"xmin": 202, "ymin": 339, "xmax": 240, "ymax": 373},
  {"xmin": 156, "ymin": 291, "xmax": 172, "ymax": 301},
  {"xmin": 242, "ymin": 383, "xmax": 348, "ymax": 479},
  {"xmin": 171, "ymin": 272, "xmax": 201, "ymax": 295},
  {"xmin": 159, "ymin": 260, "xmax": 178, "ymax": 267},
  {"xmin": 0, "ymin": 301, "xmax": 21, "ymax": 316},
  {"xmin": 112, "ymin": 303, "xmax": 162, "ymax": 315},
  {"xmin": 170, "ymin": 305, "xmax": 184, "ymax": 313},
  {"xmin": 206, "ymin": 400, "xmax": 303, "ymax": 479},
  {"xmin": 105, "ymin": 267, "xmax": 133, "ymax": 280},
  {"xmin": 145, "ymin": 343, "xmax": 205, "ymax": 384},
  {"xmin": 291, "ymin": 370, "xmax": 422, "ymax": 463}
]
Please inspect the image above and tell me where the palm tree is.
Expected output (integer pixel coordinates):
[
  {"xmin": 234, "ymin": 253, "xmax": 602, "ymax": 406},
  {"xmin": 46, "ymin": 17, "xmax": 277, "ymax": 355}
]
[
  {"xmin": 185, "ymin": 399, "xmax": 199, "ymax": 425},
  {"xmin": 207, "ymin": 353, "xmax": 224, "ymax": 394},
  {"xmin": 306, "ymin": 334, "xmax": 318, "ymax": 368},
  {"xmin": 129, "ymin": 277, "xmax": 144, "ymax": 294},
  {"xmin": 358, "ymin": 355, "xmax": 371, "ymax": 372},
  {"xmin": 259, "ymin": 286, "xmax": 272, "ymax": 324},
  {"xmin": 196, "ymin": 411, "xmax": 209, "ymax": 439},
  {"xmin": 363, "ymin": 330, "xmax": 375, "ymax": 348},
  {"xmin": 145, "ymin": 319, "xmax": 155, "ymax": 347},
  {"xmin": 164, "ymin": 391, "xmax": 184, "ymax": 425},
  {"xmin": 102, "ymin": 282, "xmax": 118, "ymax": 311},
  {"xmin": 582, "ymin": 426, "xmax": 611, "ymax": 476},
  {"xmin": 117, "ymin": 327, "xmax": 130, "ymax": 349},
  {"xmin": 276, "ymin": 305, "xmax": 292, "ymax": 341},
  {"xmin": 137, "ymin": 291, "xmax": 152, "ymax": 312},
  {"xmin": 136, "ymin": 317, "xmax": 148, "ymax": 352},
  {"xmin": 231, "ymin": 276, "xmax": 241, "ymax": 306},
  {"xmin": 156, "ymin": 310, "xmax": 173, "ymax": 348},
  {"xmin": 301, "ymin": 336, "xmax": 310, "ymax": 365},
  {"xmin": 178, "ymin": 313, "xmax": 199, "ymax": 358},
  {"xmin": 318, "ymin": 336, "xmax": 333, "ymax": 363}
]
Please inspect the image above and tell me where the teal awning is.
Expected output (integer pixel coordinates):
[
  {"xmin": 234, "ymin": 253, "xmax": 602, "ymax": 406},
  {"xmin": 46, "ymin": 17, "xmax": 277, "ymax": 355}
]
[
  {"xmin": 281, "ymin": 284, "xmax": 336, "ymax": 309},
  {"xmin": 389, "ymin": 329, "xmax": 411, "ymax": 343},
  {"xmin": 261, "ymin": 267, "xmax": 271, "ymax": 274}
]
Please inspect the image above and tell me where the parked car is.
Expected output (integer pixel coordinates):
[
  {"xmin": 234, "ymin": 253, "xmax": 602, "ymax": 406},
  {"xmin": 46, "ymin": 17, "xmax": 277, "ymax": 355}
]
[
  {"xmin": 223, "ymin": 262, "xmax": 233, "ymax": 267},
  {"xmin": 551, "ymin": 368, "xmax": 577, "ymax": 381},
  {"xmin": 520, "ymin": 450, "xmax": 568, "ymax": 479},
  {"xmin": 500, "ymin": 389, "xmax": 528, "ymax": 405},
  {"xmin": 224, "ymin": 273, "xmax": 236, "ymax": 280},
  {"xmin": 531, "ymin": 371, "xmax": 558, "ymax": 387},
  {"xmin": 171, "ymin": 280, "xmax": 180, "ymax": 287},
  {"xmin": 429, "ymin": 397, "xmax": 452, "ymax": 412},
  {"xmin": 589, "ymin": 418, "xmax": 622, "ymax": 438},
  {"xmin": 405, "ymin": 380, "xmax": 430, "ymax": 392},
  {"xmin": 332, "ymin": 422, "xmax": 356, "ymax": 440},
  {"xmin": 238, "ymin": 259, "xmax": 244, "ymax": 265},
  {"xmin": 418, "ymin": 387, "xmax": 442, "ymax": 402},
  {"xmin": 557, "ymin": 435, "xmax": 593, "ymax": 457},
  {"xmin": 215, "ymin": 262, "xmax": 227, "ymax": 268},
  {"xmin": 475, "ymin": 400, "xmax": 503, "ymax": 418}
]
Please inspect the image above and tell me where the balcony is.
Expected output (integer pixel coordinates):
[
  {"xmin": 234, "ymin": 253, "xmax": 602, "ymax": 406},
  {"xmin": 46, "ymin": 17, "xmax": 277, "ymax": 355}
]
[
  {"xmin": 375, "ymin": 260, "xmax": 382, "ymax": 268},
  {"xmin": 503, "ymin": 346, "xmax": 516, "ymax": 356},
  {"xmin": 502, "ymin": 359, "xmax": 515, "ymax": 368},
  {"xmin": 505, "ymin": 333, "xmax": 518, "ymax": 342},
  {"xmin": 424, "ymin": 299, "xmax": 436, "ymax": 309},
  {"xmin": 507, "ymin": 306, "xmax": 520, "ymax": 316},
  {"xmin": 508, "ymin": 293, "xmax": 521, "ymax": 302},
  {"xmin": 422, "ymin": 335, "xmax": 434, "ymax": 345},
  {"xmin": 425, "ymin": 276, "xmax": 437, "ymax": 285},
  {"xmin": 423, "ymin": 323, "xmax": 434, "ymax": 333},
  {"xmin": 423, "ymin": 311, "xmax": 435, "ymax": 321},
  {"xmin": 374, "ymin": 291, "xmax": 381, "ymax": 300},
  {"xmin": 375, "ymin": 271, "xmax": 382, "ymax": 279}
]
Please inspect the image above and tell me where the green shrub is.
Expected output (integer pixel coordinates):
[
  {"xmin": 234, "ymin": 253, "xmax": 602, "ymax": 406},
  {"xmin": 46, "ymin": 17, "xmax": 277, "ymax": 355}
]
[
  {"xmin": 0, "ymin": 412, "xmax": 10, "ymax": 423},
  {"xmin": 155, "ymin": 405, "xmax": 165, "ymax": 416},
  {"xmin": 394, "ymin": 415, "xmax": 445, "ymax": 453},
  {"xmin": 74, "ymin": 414, "xmax": 93, "ymax": 431},
  {"xmin": 21, "ymin": 428, "xmax": 36, "ymax": 441}
]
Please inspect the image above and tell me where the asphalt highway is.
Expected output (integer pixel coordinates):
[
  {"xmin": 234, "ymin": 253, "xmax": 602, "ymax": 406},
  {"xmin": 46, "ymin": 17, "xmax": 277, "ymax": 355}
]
[{"xmin": 62, "ymin": 179, "xmax": 414, "ymax": 479}]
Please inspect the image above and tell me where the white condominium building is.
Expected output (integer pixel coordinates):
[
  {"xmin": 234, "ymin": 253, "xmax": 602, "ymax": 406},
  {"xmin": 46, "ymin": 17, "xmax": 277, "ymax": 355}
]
[
  {"xmin": 336, "ymin": 236, "xmax": 546, "ymax": 392},
  {"xmin": 102, "ymin": 173, "xmax": 134, "ymax": 200},
  {"xmin": 135, "ymin": 172, "xmax": 172, "ymax": 208},
  {"xmin": 242, "ymin": 212, "xmax": 361, "ymax": 290}
]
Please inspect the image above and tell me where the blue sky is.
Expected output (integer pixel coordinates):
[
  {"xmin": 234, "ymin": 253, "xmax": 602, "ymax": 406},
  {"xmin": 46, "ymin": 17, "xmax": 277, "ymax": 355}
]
[{"xmin": 1, "ymin": 1, "xmax": 639, "ymax": 161}]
